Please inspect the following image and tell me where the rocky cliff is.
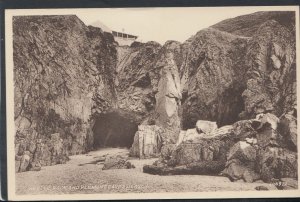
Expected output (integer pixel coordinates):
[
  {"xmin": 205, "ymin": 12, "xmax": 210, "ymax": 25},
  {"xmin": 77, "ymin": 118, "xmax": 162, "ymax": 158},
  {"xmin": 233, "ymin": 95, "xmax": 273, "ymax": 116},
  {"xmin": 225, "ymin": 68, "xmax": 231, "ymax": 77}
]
[
  {"xmin": 241, "ymin": 19, "xmax": 296, "ymax": 119},
  {"xmin": 180, "ymin": 28, "xmax": 249, "ymax": 128},
  {"xmin": 13, "ymin": 10, "xmax": 296, "ymax": 180},
  {"xmin": 212, "ymin": 11, "xmax": 295, "ymax": 37},
  {"xmin": 13, "ymin": 15, "xmax": 117, "ymax": 171}
]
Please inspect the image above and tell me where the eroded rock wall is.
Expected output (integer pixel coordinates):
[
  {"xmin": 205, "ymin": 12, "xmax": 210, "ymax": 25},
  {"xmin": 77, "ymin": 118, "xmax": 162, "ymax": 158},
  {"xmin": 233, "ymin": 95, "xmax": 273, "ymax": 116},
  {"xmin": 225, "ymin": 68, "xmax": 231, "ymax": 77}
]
[
  {"xmin": 13, "ymin": 15, "xmax": 117, "ymax": 171},
  {"xmin": 179, "ymin": 28, "xmax": 249, "ymax": 128},
  {"xmin": 115, "ymin": 42, "xmax": 162, "ymax": 123},
  {"xmin": 241, "ymin": 20, "xmax": 296, "ymax": 118}
]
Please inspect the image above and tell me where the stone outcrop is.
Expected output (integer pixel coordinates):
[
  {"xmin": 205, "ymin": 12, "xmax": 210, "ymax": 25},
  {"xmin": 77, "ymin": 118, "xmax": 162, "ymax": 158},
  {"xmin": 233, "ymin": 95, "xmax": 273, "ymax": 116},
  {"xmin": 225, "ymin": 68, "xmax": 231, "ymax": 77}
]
[
  {"xmin": 279, "ymin": 109, "xmax": 297, "ymax": 150},
  {"xmin": 154, "ymin": 41, "xmax": 182, "ymax": 144},
  {"xmin": 241, "ymin": 20, "xmax": 296, "ymax": 119},
  {"xmin": 144, "ymin": 113, "xmax": 297, "ymax": 184},
  {"xmin": 221, "ymin": 141, "xmax": 260, "ymax": 182},
  {"xmin": 143, "ymin": 121, "xmax": 235, "ymax": 175},
  {"xmin": 196, "ymin": 120, "xmax": 218, "ymax": 134},
  {"xmin": 102, "ymin": 155, "xmax": 135, "ymax": 170},
  {"xmin": 169, "ymin": 125, "xmax": 234, "ymax": 166},
  {"xmin": 129, "ymin": 125, "xmax": 163, "ymax": 158},
  {"xmin": 258, "ymin": 146, "xmax": 297, "ymax": 183},
  {"xmin": 221, "ymin": 112, "xmax": 297, "ymax": 183}
]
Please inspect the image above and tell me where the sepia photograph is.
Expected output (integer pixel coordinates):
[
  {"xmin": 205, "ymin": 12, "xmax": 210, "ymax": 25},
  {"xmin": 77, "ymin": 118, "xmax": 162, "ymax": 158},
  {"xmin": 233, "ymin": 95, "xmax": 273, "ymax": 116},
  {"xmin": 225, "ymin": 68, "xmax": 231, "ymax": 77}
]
[{"xmin": 4, "ymin": 6, "xmax": 300, "ymax": 200}]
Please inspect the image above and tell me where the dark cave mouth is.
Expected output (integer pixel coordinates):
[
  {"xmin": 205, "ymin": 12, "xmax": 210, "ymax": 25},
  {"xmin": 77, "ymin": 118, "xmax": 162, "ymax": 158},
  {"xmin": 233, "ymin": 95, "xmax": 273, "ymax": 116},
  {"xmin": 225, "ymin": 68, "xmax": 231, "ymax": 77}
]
[
  {"xmin": 92, "ymin": 112, "xmax": 138, "ymax": 149},
  {"xmin": 182, "ymin": 84, "xmax": 246, "ymax": 130}
]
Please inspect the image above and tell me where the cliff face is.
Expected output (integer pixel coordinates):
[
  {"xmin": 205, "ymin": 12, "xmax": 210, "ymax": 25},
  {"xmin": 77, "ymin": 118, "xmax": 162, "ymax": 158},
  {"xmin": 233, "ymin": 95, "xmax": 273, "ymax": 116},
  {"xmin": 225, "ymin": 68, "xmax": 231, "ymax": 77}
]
[
  {"xmin": 180, "ymin": 12, "xmax": 296, "ymax": 127},
  {"xmin": 211, "ymin": 11, "xmax": 295, "ymax": 37},
  {"xmin": 13, "ymin": 15, "xmax": 117, "ymax": 171},
  {"xmin": 115, "ymin": 41, "xmax": 161, "ymax": 123},
  {"xmin": 241, "ymin": 20, "xmax": 296, "ymax": 118},
  {"xmin": 13, "ymin": 11, "xmax": 296, "ymax": 174},
  {"xmin": 179, "ymin": 28, "xmax": 249, "ymax": 128}
]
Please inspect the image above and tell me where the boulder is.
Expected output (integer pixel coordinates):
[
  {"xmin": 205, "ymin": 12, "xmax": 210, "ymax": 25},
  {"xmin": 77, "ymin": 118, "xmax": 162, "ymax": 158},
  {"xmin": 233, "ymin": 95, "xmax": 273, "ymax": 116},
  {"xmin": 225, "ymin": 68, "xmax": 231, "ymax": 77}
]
[
  {"xmin": 143, "ymin": 164, "xmax": 189, "ymax": 175},
  {"xmin": 255, "ymin": 186, "xmax": 269, "ymax": 191},
  {"xmin": 258, "ymin": 146, "xmax": 297, "ymax": 182},
  {"xmin": 187, "ymin": 161, "xmax": 226, "ymax": 175},
  {"xmin": 102, "ymin": 155, "xmax": 135, "ymax": 170},
  {"xmin": 227, "ymin": 141, "xmax": 258, "ymax": 162},
  {"xmin": 19, "ymin": 151, "xmax": 31, "ymax": 172},
  {"xmin": 17, "ymin": 139, "xmax": 28, "ymax": 156},
  {"xmin": 181, "ymin": 128, "xmax": 203, "ymax": 143},
  {"xmin": 15, "ymin": 158, "xmax": 21, "ymax": 173},
  {"xmin": 168, "ymin": 125, "xmax": 234, "ymax": 166},
  {"xmin": 196, "ymin": 120, "xmax": 217, "ymax": 134},
  {"xmin": 143, "ymin": 124, "xmax": 234, "ymax": 175},
  {"xmin": 279, "ymin": 178, "xmax": 298, "ymax": 190},
  {"xmin": 176, "ymin": 130, "xmax": 186, "ymax": 146},
  {"xmin": 34, "ymin": 142, "xmax": 52, "ymax": 166},
  {"xmin": 50, "ymin": 133, "xmax": 64, "ymax": 156},
  {"xmin": 279, "ymin": 113, "xmax": 297, "ymax": 149},
  {"xmin": 256, "ymin": 113, "xmax": 279, "ymax": 130},
  {"xmin": 50, "ymin": 133, "xmax": 68, "ymax": 164},
  {"xmin": 160, "ymin": 144, "xmax": 176, "ymax": 160},
  {"xmin": 222, "ymin": 159, "xmax": 260, "ymax": 183},
  {"xmin": 29, "ymin": 161, "xmax": 42, "ymax": 171},
  {"xmin": 245, "ymin": 137, "xmax": 258, "ymax": 145},
  {"xmin": 143, "ymin": 161, "xmax": 225, "ymax": 175},
  {"xmin": 180, "ymin": 125, "xmax": 233, "ymax": 144},
  {"xmin": 222, "ymin": 141, "xmax": 260, "ymax": 182},
  {"xmin": 256, "ymin": 124, "xmax": 278, "ymax": 148},
  {"xmin": 232, "ymin": 120, "xmax": 259, "ymax": 140},
  {"xmin": 129, "ymin": 125, "xmax": 163, "ymax": 158}
]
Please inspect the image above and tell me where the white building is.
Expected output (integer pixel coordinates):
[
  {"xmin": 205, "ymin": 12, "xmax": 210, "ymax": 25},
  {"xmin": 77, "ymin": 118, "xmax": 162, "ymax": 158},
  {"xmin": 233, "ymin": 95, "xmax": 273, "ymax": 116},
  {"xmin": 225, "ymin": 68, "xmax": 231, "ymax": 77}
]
[{"xmin": 90, "ymin": 20, "xmax": 138, "ymax": 46}]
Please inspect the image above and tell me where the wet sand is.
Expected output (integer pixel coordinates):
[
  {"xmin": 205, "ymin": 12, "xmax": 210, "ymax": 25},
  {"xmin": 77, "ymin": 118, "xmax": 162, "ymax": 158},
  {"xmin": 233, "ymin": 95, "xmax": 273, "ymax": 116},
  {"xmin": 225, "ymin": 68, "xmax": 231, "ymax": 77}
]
[{"xmin": 16, "ymin": 148, "xmax": 277, "ymax": 195}]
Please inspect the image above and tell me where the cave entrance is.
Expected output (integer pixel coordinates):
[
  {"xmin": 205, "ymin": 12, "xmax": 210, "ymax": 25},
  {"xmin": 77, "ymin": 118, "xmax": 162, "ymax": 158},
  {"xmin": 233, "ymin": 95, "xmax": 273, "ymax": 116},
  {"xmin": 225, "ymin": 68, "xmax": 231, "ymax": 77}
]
[{"xmin": 92, "ymin": 112, "xmax": 138, "ymax": 149}]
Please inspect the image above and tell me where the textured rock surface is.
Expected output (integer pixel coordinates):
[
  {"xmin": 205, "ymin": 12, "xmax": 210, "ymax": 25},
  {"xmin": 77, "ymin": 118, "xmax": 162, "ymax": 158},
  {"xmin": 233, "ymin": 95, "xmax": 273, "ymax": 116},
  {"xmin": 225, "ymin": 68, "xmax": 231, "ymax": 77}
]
[
  {"xmin": 196, "ymin": 120, "xmax": 218, "ymax": 134},
  {"xmin": 143, "ymin": 161, "xmax": 225, "ymax": 175},
  {"xmin": 241, "ymin": 20, "xmax": 296, "ymax": 118},
  {"xmin": 154, "ymin": 41, "xmax": 182, "ymax": 144},
  {"xmin": 279, "ymin": 111, "xmax": 297, "ymax": 150},
  {"xmin": 222, "ymin": 113, "xmax": 297, "ymax": 183},
  {"xmin": 13, "ymin": 15, "xmax": 117, "ymax": 172},
  {"xmin": 212, "ymin": 11, "xmax": 295, "ymax": 37},
  {"xmin": 115, "ymin": 42, "xmax": 162, "ymax": 123},
  {"xmin": 102, "ymin": 155, "xmax": 135, "ymax": 170},
  {"xmin": 129, "ymin": 125, "xmax": 163, "ymax": 158},
  {"xmin": 18, "ymin": 151, "xmax": 31, "ymax": 172},
  {"xmin": 258, "ymin": 147, "xmax": 297, "ymax": 183},
  {"xmin": 180, "ymin": 28, "xmax": 248, "ymax": 128},
  {"xmin": 221, "ymin": 141, "xmax": 260, "ymax": 182},
  {"xmin": 143, "ymin": 123, "xmax": 234, "ymax": 175},
  {"xmin": 144, "ymin": 113, "xmax": 297, "ymax": 184}
]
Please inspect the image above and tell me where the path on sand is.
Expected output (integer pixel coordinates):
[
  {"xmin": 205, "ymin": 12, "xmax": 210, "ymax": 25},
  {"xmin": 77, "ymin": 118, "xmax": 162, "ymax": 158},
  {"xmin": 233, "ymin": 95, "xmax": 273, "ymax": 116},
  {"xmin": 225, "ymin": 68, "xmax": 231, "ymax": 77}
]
[{"xmin": 16, "ymin": 148, "xmax": 276, "ymax": 195}]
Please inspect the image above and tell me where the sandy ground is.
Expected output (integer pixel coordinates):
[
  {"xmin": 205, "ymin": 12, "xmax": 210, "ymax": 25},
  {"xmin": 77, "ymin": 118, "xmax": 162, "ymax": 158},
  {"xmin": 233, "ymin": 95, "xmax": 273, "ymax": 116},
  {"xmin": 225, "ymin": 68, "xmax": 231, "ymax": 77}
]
[{"xmin": 16, "ymin": 147, "xmax": 277, "ymax": 195}]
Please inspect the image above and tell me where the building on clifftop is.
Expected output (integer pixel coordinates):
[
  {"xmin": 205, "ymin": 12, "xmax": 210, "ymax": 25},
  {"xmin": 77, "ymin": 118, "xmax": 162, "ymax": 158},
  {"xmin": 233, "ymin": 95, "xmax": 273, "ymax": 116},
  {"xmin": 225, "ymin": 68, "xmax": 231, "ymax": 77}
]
[{"xmin": 90, "ymin": 20, "xmax": 138, "ymax": 46}]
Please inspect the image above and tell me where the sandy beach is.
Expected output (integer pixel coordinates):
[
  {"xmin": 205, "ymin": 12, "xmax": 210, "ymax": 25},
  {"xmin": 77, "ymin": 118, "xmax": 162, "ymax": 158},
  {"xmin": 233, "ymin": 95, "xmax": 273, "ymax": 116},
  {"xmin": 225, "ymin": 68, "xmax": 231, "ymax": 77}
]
[{"xmin": 16, "ymin": 148, "xmax": 277, "ymax": 195}]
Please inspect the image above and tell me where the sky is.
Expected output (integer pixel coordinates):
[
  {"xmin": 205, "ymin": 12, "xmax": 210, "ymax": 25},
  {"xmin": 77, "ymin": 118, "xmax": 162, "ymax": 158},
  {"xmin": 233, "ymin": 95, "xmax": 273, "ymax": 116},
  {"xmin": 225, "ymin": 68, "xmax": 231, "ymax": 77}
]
[
  {"xmin": 74, "ymin": 7, "xmax": 293, "ymax": 44},
  {"xmin": 8, "ymin": 6, "xmax": 297, "ymax": 45}
]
